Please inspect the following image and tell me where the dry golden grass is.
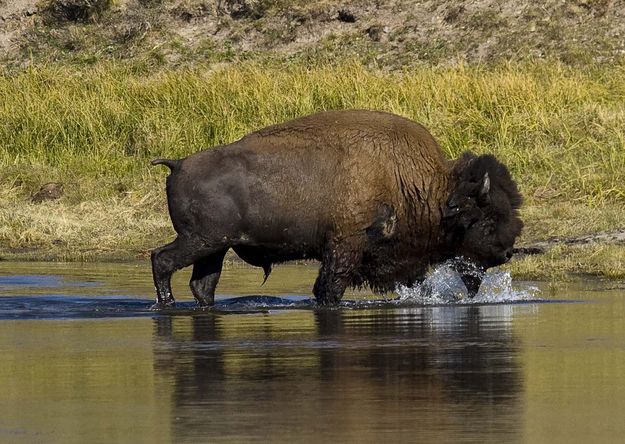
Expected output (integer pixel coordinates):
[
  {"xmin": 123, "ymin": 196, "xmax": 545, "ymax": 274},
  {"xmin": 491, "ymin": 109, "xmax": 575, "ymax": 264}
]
[
  {"xmin": 0, "ymin": 197, "xmax": 171, "ymax": 261},
  {"xmin": 507, "ymin": 244, "xmax": 625, "ymax": 280},
  {"xmin": 0, "ymin": 61, "xmax": 623, "ymax": 278}
]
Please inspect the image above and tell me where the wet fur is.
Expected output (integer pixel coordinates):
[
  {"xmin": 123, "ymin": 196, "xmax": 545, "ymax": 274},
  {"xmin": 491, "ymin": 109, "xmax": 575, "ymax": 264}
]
[{"xmin": 151, "ymin": 110, "xmax": 523, "ymax": 307}]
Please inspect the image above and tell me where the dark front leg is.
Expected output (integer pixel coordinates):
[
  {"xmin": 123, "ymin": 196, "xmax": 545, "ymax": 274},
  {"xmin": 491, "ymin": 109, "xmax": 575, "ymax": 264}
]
[
  {"xmin": 189, "ymin": 249, "xmax": 228, "ymax": 307},
  {"xmin": 452, "ymin": 260, "xmax": 485, "ymax": 298},
  {"xmin": 313, "ymin": 238, "xmax": 362, "ymax": 306},
  {"xmin": 461, "ymin": 273, "xmax": 483, "ymax": 297}
]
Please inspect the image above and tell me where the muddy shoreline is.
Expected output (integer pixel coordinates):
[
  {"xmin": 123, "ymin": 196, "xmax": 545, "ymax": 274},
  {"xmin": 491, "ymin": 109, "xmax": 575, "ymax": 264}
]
[
  {"xmin": 2, "ymin": 230, "xmax": 624, "ymax": 283},
  {"xmin": 514, "ymin": 229, "xmax": 625, "ymax": 256}
]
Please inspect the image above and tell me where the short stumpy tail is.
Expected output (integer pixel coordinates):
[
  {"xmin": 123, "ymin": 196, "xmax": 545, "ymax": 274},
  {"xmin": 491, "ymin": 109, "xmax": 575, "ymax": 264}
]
[{"xmin": 151, "ymin": 158, "xmax": 181, "ymax": 171}]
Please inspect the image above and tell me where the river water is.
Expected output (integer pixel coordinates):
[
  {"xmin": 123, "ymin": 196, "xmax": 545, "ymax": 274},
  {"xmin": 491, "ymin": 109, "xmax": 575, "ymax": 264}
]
[{"xmin": 0, "ymin": 261, "xmax": 624, "ymax": 443}]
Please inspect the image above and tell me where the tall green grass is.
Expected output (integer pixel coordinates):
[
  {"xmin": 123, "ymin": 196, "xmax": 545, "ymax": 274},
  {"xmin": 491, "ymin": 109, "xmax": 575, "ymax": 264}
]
[
  {"xmin": 0, "ymin": 60, "xmax": 624, "ymax": 262},
  {"xmin": 1, "ymin": 61, "xmax": 624, "ymax": 204}
]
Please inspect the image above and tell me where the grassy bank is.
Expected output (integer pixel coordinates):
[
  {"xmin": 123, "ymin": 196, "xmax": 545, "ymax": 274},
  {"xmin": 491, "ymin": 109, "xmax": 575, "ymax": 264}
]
[{"xmin": 1, "ymin": 61, "xmax": 624, "ymax": 278}]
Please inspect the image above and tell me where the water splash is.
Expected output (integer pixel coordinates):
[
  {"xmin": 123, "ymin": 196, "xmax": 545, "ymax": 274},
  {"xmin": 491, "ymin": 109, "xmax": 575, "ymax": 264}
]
[{"xmin": 396, "ymin": 261, "xmax": 539, "ymax": 305}]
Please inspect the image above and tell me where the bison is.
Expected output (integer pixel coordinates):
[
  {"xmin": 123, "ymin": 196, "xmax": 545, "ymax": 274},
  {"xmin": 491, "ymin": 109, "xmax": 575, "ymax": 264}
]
[{"xmin": 151, "ymin": 110, "xmax": 523, "ymax": 308}]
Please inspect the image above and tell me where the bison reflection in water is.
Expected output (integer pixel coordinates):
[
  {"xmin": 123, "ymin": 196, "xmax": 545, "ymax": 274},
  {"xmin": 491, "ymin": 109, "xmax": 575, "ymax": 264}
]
[
  {"xmin": 151, "ymin": 110, "xmax": 523, "ymax": 308},
  {"xmin": 152, "ymin": 308, "xmax": 522, "ymax": 442}
]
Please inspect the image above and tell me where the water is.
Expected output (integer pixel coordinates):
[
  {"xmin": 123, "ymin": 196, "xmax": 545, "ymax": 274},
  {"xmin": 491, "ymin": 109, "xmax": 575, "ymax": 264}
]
[
  {"xmin": 397, "ymin": 260, "xmax": 539, "ymax": 304},
  {"xmin": 0, "ymin": 262, "xmax": 624, "ymax": 443}
]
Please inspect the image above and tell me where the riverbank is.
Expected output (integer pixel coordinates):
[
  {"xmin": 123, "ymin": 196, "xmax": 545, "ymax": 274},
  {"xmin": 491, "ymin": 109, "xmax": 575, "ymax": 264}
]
[
  {"xmin": 1, "ymin": 62, "xmax": 624, "ymax": 279},
  {"xmin": 4, "ymin": 197, "xmax": 624, "ymax": 279},
  {"xmin": 2, "ymin": 200, "xmax": 624, "ymax": 280}
]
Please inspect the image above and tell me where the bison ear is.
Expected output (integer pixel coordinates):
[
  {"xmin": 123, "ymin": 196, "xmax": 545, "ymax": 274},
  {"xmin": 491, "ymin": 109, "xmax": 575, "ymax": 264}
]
[{"xmin": 478, "ymin": 172, "xmax": 490, "ymax": 205}]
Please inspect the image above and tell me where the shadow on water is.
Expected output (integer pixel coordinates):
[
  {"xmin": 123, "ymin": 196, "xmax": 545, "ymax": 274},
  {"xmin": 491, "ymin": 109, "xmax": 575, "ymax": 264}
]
[
  {"xmin": 0, "ymin": 267, "xmax": 562, "ymax": 321},
  {"xmin": 0, "ymin": 292, "xmax": 558, "ymax": 320},
  {"xmin": 152, "ymin": 306, "xmax": 525, "ymax": 442}
]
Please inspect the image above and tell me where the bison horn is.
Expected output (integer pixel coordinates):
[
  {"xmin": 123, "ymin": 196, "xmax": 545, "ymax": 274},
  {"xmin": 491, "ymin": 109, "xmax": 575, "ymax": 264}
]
[{"xmin": 479, "ymin": 172, "xmax": 490, "ymax": 199}]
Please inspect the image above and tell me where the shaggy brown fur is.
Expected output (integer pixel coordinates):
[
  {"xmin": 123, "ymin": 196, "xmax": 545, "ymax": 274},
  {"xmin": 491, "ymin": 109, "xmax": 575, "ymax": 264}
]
[{"xmin": 151, "ymin": 110, "xmax": 523, "ymax": 308}]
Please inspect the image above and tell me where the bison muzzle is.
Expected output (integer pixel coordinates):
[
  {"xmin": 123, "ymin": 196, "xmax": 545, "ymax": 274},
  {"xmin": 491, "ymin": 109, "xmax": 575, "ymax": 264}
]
[{"xmin": 151, "ymin": 110, "xmax": 523, "ymax": 308}]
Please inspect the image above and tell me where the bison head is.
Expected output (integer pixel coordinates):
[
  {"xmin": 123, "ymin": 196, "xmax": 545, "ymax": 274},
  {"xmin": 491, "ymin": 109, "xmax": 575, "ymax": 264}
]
[{"xmin": 442, "ymin": 153, "xmax": 523, "ymax": 295}]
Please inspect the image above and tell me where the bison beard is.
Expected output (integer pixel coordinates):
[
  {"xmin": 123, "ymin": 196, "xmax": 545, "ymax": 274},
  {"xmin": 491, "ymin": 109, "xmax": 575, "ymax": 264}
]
[{"xmin": 150, "ymin": 110, "xmax": 523, "ymax": 308}]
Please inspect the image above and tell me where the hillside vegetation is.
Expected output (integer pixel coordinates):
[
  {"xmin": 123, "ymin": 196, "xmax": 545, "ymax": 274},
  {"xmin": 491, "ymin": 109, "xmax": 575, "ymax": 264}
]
[
  {"xmin": 0, "ymin": 1, "xmax": 624, "ymax": 279},
  {"xmin": 2, "ymin": 0, "xmax": 625, "ymax": 69}
]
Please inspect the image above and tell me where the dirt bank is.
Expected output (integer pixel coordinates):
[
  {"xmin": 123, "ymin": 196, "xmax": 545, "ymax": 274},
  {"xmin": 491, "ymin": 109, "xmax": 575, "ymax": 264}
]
[{"xmin": 2, "ymin": 0, "xmax": 625, "ymax": 68}]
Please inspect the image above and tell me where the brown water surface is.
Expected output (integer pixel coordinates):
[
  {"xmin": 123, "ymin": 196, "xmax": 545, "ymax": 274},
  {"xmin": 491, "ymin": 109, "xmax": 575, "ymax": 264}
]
[{"xmin": 0, "ymin": 262, "xmax": 624, "ymax": 443}]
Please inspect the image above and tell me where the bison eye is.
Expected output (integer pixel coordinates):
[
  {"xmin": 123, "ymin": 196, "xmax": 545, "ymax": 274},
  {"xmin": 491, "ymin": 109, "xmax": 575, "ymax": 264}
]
[{"xmin": 443, "ymin": 206, "xmax": 460, "ymax": 219}]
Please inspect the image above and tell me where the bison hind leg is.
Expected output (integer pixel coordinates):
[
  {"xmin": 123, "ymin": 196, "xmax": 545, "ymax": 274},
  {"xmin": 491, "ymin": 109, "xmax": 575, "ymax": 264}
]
[
  {"xmin": 151, "ymin": 236, "xmax": 228, "ymax": 309},
  {"xmin": 189, "ymin": 248, "xmax": 229, "ymax": 307}
]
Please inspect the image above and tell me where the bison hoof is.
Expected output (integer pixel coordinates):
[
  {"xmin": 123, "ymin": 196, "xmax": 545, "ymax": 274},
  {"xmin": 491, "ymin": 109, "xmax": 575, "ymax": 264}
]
[
  {"xmin": 195, "ymin": 299, "xmax": 214, "ymax": 309},
  {"xmin": 149, "ymin": 300, "xmax": 176, "ymax": 311}
]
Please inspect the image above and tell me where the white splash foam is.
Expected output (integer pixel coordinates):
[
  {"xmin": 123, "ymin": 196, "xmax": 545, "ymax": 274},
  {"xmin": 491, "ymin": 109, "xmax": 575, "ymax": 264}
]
[{"xmin": 396, "ymin": 262, "xmax": 539, "ymax": 305}]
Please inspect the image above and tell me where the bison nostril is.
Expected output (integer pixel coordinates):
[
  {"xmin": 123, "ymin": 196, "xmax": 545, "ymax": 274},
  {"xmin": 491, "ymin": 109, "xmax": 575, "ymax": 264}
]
[{"xmin": 505, "ymin": 250, "xmax": 513, "ymax": 260}]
